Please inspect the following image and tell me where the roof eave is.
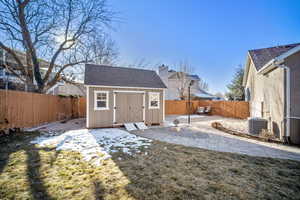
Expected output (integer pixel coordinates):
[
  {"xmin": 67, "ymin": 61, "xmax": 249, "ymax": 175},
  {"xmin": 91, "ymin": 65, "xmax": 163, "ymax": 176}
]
[
  {"xmin": 257, "ymin": 44, "xmax": 300, "ymax": 75},
  {"xmin": 257, "ymin": 59, "xmax": 276, "ymax": 75},
  {"xmin": 84, "ymin": 84, "xmax": 167, "ymax": 90},
  {"xmin": 242, "ymin": 53, "xmax": 252, "ymax": 87}
]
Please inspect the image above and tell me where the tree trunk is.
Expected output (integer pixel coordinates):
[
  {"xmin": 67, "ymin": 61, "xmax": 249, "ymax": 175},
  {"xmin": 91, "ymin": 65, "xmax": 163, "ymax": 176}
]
[{"xmin": 18, "ymin": 1, "xmax": 44, "ymax": 93}]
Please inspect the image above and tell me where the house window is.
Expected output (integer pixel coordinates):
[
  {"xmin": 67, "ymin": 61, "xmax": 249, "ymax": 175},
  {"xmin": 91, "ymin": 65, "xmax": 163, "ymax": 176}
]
[
  {"xmin": 94, "ymin": 91, "xmax": 109, "ymax": 110},
  {"xmin": 149, "ymin": 92, "xmax": 160, "ymax": 109},
  {"xmin": 0, "ymin": 49, "xmax": 3, "ymax": 60},
  {"xmin": 245, "ymin": 88, "xmax": 251, "ymax": 101}
]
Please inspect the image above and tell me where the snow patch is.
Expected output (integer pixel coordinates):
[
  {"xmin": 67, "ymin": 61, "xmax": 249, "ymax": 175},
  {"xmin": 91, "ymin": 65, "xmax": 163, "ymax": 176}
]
[{"xmin": 31, "ymin": 128, "xmax": 151, "ymax": 166}]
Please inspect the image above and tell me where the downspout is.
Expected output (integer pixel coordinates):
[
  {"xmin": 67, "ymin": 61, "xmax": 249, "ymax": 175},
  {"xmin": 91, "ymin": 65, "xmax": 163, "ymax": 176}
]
[{"xmin": 86, "ymin": 85, "xmax": 89, "ymax": 128}]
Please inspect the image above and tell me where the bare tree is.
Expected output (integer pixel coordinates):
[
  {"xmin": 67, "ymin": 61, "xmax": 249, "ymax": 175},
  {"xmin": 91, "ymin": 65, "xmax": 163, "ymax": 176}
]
[
  {"xmin": 124, "ymin": 58, "xmax": 160, "ymax": 71},
  {"xmin": 89, "ymin": 32, "xmax": 118, "ymax": 65},
  {"xmin": 174, "ymin": 60, "xmax": 209, "ymax": 99},
  {"xmin": 0, "ymin": 0, "xmax": 115, "ymax": 93},
  {"xmin": 198, "ymin": 78, "xmax": 209, "ymax": 91},
  {"xmin": 175, "ymin": 61, "xmax": 194, "ymax": 100}
]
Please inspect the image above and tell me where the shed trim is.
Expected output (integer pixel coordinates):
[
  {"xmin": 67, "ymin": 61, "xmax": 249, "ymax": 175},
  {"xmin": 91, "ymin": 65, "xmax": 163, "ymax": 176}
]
[
  {"xmin": 148, "ymin": 92, "xmax": 160, "ymax": 109},
  {"xmin": 113, "ymin": 90, "xmax": 145, "ymax": 93},
  {"xmin": 113, "ymin": 90, "xmax": 146, "ymax": 124},
  {"xmin": 86, "ymin": 85, "xmax": 89, "ymax": 128},
  {"xmin": 163, "ymin": 90, "xmax": 165, "ymax": 121},
  {"xmin": 94, "ymin": 90, "xmax": 110, "ymax": 111},
  {"xmin": 85, "ymin": 84, "xmax": 165, "ymax": 90}
]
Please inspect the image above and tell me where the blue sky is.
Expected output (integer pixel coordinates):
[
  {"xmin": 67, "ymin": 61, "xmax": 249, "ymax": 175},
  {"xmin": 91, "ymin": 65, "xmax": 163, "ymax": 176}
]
[{"xmin": 109, "ymin": 0, "xmax": 300, "ymax": 94}]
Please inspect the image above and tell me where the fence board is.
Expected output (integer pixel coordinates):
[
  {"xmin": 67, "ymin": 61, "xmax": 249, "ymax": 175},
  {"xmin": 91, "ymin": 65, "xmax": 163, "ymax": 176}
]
[
  {"xmin": 0, "ymin": 90, "xmax": 248, "ymax": 129},
  {"xmin": 166, "ymin": 100, "xmax": 249, "ymax": 119},
  {"xmin": 0, "ymin": 90, "xmax": 86, "ymax": 129}
]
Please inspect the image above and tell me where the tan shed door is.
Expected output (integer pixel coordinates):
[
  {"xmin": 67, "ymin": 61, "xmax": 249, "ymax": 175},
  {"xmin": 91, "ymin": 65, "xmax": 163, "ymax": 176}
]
[{"xmin": 115, "ymin": 93, "xmax": 143, "ymax": 123}]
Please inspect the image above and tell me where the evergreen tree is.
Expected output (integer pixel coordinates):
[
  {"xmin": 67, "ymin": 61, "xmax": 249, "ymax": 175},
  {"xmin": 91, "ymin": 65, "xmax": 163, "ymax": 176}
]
[{"xmin": 226, "ymin": 66, "xmax": 245, "ymax": 101}]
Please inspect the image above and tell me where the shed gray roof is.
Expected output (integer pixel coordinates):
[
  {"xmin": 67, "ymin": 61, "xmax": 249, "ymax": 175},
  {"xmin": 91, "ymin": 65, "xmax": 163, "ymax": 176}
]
[
  {"xmin": 84, "ymin": 64, "xmax": 167, "ymax": 88},
  {"xmin": 249, "ymin": 43, "xmax": 300, "ymax": 71}
]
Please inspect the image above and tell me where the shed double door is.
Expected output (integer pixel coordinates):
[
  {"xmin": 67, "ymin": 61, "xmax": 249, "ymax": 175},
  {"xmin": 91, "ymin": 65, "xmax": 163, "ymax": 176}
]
[{"xmin": 115, "ymin": 92, "xmax": 144, "ymax": 124}]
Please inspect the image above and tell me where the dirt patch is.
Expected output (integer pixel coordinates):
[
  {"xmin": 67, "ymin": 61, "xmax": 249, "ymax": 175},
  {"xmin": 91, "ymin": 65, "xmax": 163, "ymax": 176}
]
[{"xmin": 1, "ymin": 131, "xmax": 300, "ymax": 200}]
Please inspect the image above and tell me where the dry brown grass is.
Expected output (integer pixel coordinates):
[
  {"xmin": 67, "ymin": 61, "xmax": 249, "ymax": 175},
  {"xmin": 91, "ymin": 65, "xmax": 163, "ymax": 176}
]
[{"xmin": 1, "ymin": 131, "xmax": 300, "ymax": 200}]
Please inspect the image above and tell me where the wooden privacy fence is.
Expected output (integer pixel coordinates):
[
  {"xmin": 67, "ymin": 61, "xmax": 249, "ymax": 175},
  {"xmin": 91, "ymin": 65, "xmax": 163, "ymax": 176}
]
[
  {"xmin": 165, "ymin": 100, "xmax": 249, "ymax": 119},
  {"xmin": 0, "ymin": 90, "xmax": 248, "ymax": 129},
  {"xmin": 0, "ymin": 90, "xmax": 86, "ymax": 129}
]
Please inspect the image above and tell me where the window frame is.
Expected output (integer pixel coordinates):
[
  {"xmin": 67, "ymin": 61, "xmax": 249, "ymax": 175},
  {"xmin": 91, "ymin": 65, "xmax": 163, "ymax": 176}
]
[
  {"xmin": 94, "ymin": 91, "xmax": 109, "ymax": 110},
  {"xmin": 245, "ymin": 88, "xmax": 251, "ymax": 102},
  {"xmin": 148, "ymin": 92, "xmax": 160, "ymax": 109}
]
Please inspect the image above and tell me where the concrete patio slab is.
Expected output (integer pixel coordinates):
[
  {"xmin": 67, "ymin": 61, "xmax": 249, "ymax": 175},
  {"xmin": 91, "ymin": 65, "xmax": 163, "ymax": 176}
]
[{"xmin": 134, "ymin": 115, "xmax": 300, "ymax": 161}]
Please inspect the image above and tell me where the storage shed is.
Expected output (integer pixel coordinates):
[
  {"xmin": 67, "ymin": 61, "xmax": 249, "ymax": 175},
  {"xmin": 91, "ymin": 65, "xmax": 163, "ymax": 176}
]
[{"xmin": 84, "ymin": 64, "xmax": 167, "ymax": 128}]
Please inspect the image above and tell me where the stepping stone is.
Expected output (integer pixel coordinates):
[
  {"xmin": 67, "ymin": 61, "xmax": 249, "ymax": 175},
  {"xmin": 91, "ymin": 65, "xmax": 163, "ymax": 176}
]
[
  {"xmin": 135, "ymin": 122, "xmax": 148, "ymax": 130},
  {"xmin": 124, "ymin": 123, "xmax": 137, "ymax": 131}
]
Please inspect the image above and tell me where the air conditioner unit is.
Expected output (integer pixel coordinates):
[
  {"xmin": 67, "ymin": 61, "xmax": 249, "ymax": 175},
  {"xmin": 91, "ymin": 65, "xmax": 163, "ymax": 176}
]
[{"xmin": 248, "ymin": 117, "xmax": 268, "ymax": 135}]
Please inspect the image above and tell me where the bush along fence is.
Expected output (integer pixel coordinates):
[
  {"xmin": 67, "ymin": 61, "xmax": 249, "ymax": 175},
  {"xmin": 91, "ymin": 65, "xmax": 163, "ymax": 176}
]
[
  {"xmin": 165, "ymin": 100, "xmax": 249, "ymax": 119},
  {"xmin": 0, "ymin": 90, "xmax": 86, "ymax": 130}
]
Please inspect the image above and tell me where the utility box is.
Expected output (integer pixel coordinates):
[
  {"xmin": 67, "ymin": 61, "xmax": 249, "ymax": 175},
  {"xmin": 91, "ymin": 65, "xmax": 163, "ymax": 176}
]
[{"xmin": 248, "ymin": 117, "xmax": 268, "ymax": 135}]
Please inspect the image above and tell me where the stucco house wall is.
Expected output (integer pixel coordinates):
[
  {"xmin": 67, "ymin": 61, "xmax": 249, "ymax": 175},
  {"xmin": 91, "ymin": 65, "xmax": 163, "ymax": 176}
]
[
  {"xmin": 245, "ymin": 58, "xmax": 284, "ymax": 138},
  {"xmin": 284, "ymin": 51, "xmax": 300, "ymax": 144},
  {"xmin": 265, "ymin": 68, "xmax": 284, "ymax": 137},
  {"xmin": 244, "ymin": 43, "xmax": 300, "ymax": 144}
]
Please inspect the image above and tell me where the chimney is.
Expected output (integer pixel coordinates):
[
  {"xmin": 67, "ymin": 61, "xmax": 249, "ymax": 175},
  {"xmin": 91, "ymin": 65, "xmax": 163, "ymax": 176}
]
[
  {"xmin": 158, "ymin": 64, "xmax": 168, "ymax": 88},
  {"xmin": 158, "ymin": 64, "xmax": 168, "ymax": 75}
]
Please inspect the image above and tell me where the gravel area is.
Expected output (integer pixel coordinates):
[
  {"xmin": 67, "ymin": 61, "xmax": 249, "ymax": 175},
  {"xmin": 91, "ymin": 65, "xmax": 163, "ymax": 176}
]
[
  {"xmin": 218, "ymin": 118, "xmax": 248, "ymax": 133},
  {"xmin": 134, "ymin": 115, "xmax": 300, "ymax": 161},
  {"xmin": 27, "ymin": 116, "xmax": 300, "ymax": 161},
  {"xmin": 26, "ymin": 118, "xmax": 86, "ymax": 132}
]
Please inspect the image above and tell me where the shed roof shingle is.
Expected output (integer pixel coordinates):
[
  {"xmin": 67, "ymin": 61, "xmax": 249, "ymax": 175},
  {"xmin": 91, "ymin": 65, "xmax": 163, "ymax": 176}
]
[
  {"xmin": 84, "ymin": 64, "xmax": 167, "ymax": 88},
  {"xmin": 249, "ymin": 43, "xmax": 300, "ymax": 70}
]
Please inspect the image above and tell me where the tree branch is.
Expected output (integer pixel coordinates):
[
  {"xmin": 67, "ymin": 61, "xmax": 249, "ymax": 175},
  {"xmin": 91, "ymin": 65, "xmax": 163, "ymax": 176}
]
[
  {"xmin": 3, "ymin": 64, "xmax": 27, "ymax": 83},
  {"xmin": 0, "ymin": 42, "xmax": 26, "ymax": 74}
]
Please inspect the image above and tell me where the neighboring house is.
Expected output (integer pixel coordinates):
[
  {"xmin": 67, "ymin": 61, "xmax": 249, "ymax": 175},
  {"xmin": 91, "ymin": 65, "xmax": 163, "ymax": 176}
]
[
  {"xmin": 243, "ymin": 43, "xmax": 300, "ymax": 144},
  {"xmin": 84, "ymin": 64, "xmax": 167, "ymax": 128},
  {"xmin": 158, "ymin": 65, "xmax": 215, "ymax": 100},
  {"xmin": 0, "ymin": 47, "xmax": 56, "ymax": 92},
  {"xmin": 47, "ymin": 82, "xmax": 86, "ymax": 96},
  {"xmin": 0, "ymin": 47, "xmax": 29, "ymax": 90}
]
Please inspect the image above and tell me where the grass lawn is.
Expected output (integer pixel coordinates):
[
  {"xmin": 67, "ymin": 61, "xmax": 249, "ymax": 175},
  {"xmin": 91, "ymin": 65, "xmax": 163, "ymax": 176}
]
[{"xmin": 1, "ymin": 131, "xmax": 300, "ymax": 200}]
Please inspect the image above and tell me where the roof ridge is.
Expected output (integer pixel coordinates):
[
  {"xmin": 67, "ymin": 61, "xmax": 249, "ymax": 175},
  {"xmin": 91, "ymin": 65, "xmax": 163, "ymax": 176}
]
[
  {"xmin": 85, "ymin": 63, "xmax": 156, "ymax": 73},
  {"xmin": 247, "ymin": 42, "xmax": 300, "ymax": 71},
  {"xmin": 248, "ymin": 42, "xmax": 300, "ymax": 52}
]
